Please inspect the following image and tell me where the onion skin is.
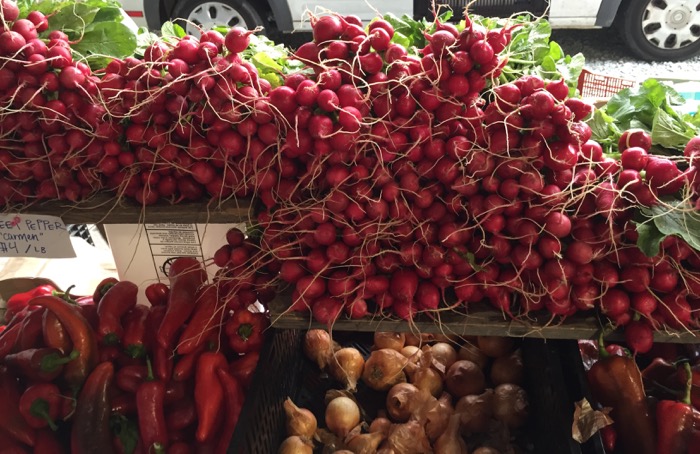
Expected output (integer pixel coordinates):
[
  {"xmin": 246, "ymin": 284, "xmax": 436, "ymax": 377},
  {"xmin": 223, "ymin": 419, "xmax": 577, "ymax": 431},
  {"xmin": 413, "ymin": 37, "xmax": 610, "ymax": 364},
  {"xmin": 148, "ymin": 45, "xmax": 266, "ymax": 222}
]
[
  {"xmin": 455, "ymin": 389, "xmax": 494, "ymax": 434},
  {"xmin": 362, "ymin": 348, "xmax": 408, "ymax": 391},
  {"xmin": 400, "ymin": 345, "xmax": 423, "ymax": 362},
  {"xmin": 328, "ymin": 347, "xmax": 365, "ymax": 391},
  {"xmin": 278, "ymin": 435, "xmax": 313, "ymax": 454},
  {"xmin": 410, "ymin": 364, "xmax": 443, "ymax": 397},
  {"xmin": 445, "ymin": 360, "xmax": 486, "ymax": 397},
  {"xmin": 369, "ymin": 416, "xmax": 392, "ymax": 438},
  {"xmin": 477, "ymin": 336, "xmax": 515, "ymax": 358},
  {"xmin": 304, "ymin": 329, "xmax": 334, "ymax": 369},
  {"xmin": 284, "ymin": 398, "xmax": 317, "ymax": 438},
  {"xmin": 457, "ymin": 342, "xmax": 488, "ymax": 370},
  {"xmin": 386, "ymin": 383, "xmax": 420, "ymax": 422},
  {"xmin": 425, "ymin": 392, "xmax": 453, "ymax": 442},
  {"xmin": 326, "ymin": 396, "xmax": 361, "ymax": 438},
  {"xmin": 426, "ymin": 342, "xmax": 457, "ymax": 370},
  {"xmin": 375, "ymin": 332, "xmax": 406, "ymax": 351},
  {"xmin": 490, "ymin": 349, "xmax": 524, "ymax": 386},
  {"xmin": 493, "ymin": 383, "xmax": 528, "ymax": 429},
  {"xmin": 346, "ymin": 431, "xmax": 385, "ymax": 454},
  {"xmin": 434, "ymin": 413, "xmax": 468, "ymax": 454}
]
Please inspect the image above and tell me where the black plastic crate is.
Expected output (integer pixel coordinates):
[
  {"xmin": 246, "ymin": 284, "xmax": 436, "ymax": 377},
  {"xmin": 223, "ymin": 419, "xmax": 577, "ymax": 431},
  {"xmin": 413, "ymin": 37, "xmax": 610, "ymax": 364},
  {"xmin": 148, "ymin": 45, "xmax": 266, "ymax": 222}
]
[{"xmin": 232, "ymin": 329, "xmax": 597, "ymax": 454}]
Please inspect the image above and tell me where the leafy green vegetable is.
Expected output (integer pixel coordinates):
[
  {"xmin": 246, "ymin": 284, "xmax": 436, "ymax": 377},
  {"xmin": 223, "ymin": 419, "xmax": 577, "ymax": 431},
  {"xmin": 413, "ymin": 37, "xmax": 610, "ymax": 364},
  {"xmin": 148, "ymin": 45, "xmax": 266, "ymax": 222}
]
[
  {"xmin": 240, "ymin": 34, "xmax": 307, "ymax": 88},
  {"xmin": 71, "ymin": 22, "xmax": 138, "ymax": 66},
  {"xmin": 383, "ymin": 10, "xmax": 454, "ymax": 51},
  {"xmin": 636, "ymin": 199, "xmax": 700, "ymax": 256},
  {"xmin": 161, "ymin": 22, "xmax": 187, "ymax": 44},
  {"xmin": 110, "ymin": 413, "xmax": 139, "ymax": 454}
]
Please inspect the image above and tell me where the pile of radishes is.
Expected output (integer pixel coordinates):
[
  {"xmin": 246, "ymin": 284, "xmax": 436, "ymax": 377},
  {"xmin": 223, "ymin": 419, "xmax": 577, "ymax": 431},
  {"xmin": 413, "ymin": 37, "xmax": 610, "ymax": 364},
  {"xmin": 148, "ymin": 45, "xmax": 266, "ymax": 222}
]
[
  {"xmin": 3, "ymin": 0, "xmax": 700, "ymax": 341},
  {"xmin": 282, "ymin": 329, "xmax": 528, "ymax": 453}
]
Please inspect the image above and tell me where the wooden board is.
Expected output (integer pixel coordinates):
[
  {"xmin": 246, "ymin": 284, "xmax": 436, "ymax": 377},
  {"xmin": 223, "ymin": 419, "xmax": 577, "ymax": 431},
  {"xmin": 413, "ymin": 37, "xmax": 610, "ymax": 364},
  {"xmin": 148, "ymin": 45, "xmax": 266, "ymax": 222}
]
[
  {"xmin": 4, "ymin": 195, "xmax": 254, "ymax": 224},
  {"xmin": 269, "ymin": 296, "xmax": 700, "ymax": 344}
]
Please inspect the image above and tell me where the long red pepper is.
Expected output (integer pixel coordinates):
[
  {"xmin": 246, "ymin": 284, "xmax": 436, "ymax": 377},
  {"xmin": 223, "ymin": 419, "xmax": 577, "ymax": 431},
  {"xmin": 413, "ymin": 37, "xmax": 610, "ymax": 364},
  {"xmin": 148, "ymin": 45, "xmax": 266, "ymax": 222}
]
[
  {"xmin": 656, "ymin": 362, "xmax": 695, "ymax": 454},
  {"xmin": 136, "ymin": 359, "xmax": 168, "ymax": 453},
  {"xmin": 144, "ymin": 282, "xmax": 169, "ymax": 307},
  {"xmin": 92, "ymin": 277, "xmax": 119, "ymax": 305},
  {"xmin": 0, "ymin": 428, "xmax": 32, "ymax": 454},
  {"xmin": 42, "ymin": 310, "xmax": 72, "ymax": 354},
  {"xmin": 5, "ymin": 348, "xmax": 79, "ymax": 382},
  {"xmin": 29, "ymin": 295, "xmax": 98, "ymax": 392},
  {"xmin": 0, "ymin": 323, "xmax": 22, "ymax": 359},
  {"xmin": 6, "ymin": 284, "xmax": 56, "ymax": 318},
  {"xmin": 0, "ymin": 365, "xmax": 36, "ymax": 446},
  {"xmin": 18, "ymin": 383, "xmax": 62, "ymax": 430},
  {"xmin": 165, "ymin": 397, "xmax": 197, "ymax": 431},
  {"xmin": 17, "ymin": 307, "xmax": 46, "ymax": 351},
  {"xmin": 157, "ymin": 257, "xmax": 207, "ymax": 350},
  {"xmin": 34, "ymin": 428, "xmax": 67, "ymax": 454},
  {"xmin": 71, "ymin": 362, "xmax": 116, "ymax": 454},
  {"xmin": 111, "ymin": 393, "xmax": 137, "ymax": 415},
  {"xmin": 195, "ymin": 351, "xmax": 228, "ymax": 442},
  {"xmin": 121, "ymin": 304, "xmax": 149, "ymax": 359},
  {"xmin": 214, "ymin": 367, "xmax": 245, "ymax": 454},
  {"xmin": 96, "ymin": 281, "xmax": 138, "ymax": 345},
  {"xmin": 167, "ymin": 442, "xmax": 193, "ymax": 454},
  {"xmin": 176, "ymin": 284, "xmax": 221, "ymax": 355},
  {"xmin": 173, "ymin": 342, "xmax": 207, "ymax": 382},
  {"xmin": 115, "ymin": 365, "xmax": 148, "ymax": 393}
]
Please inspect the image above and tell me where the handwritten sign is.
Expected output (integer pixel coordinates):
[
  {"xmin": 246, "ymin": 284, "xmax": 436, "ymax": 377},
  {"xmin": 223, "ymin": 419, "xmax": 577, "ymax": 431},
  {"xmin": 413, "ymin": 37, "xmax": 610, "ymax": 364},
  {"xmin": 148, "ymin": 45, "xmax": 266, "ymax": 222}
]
[{"xmin": 0, "ymin": 214, "xmax": 76, "ymax": 258}]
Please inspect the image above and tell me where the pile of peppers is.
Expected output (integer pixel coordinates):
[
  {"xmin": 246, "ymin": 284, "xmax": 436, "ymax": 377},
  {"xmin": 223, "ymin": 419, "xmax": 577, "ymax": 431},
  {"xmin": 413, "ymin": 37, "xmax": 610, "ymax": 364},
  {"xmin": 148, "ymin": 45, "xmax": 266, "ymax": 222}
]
[
  {"xmin": 582, "ymin": 337, "xmax": 700, "ymax": 454},
  {"xmin": 0, "ymin": 256, "xmax": 270, "ymax": 454}
]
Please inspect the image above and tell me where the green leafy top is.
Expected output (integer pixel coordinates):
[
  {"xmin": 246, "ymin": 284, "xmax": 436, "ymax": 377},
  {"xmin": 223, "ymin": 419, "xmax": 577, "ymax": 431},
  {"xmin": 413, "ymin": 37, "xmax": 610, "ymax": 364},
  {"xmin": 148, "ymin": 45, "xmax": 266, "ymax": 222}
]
[
  {"xmin": 590, "ymin": 79, "xmax": 699, "ymax": 152},
  {"xmin": 240, "ymin": 34, "xmax": 307, "ymax": 88},
  {"xmin": 635, "ymin": 199, "xmax": 700, "ymax": 257},
  {"xmin": 17, "ymin": 0, "xmax": 138, "ymax": 69}
]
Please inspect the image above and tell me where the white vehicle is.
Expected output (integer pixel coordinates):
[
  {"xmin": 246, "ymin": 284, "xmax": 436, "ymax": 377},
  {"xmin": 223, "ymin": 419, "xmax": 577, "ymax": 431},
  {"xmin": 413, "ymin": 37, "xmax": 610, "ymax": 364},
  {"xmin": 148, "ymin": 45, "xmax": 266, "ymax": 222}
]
[{"xmin": 119, "ymin": 0, "xmax": 700, "ymax": 61}]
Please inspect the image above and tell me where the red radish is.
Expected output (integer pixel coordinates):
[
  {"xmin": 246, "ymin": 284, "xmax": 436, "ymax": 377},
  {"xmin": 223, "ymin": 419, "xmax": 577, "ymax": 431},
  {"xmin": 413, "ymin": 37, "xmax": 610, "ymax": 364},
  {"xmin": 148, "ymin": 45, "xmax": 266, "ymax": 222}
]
[
  {"xmin": 645, "ymin": 157, "xmax": 684, "ymax": 195},
  {"xmin": 11, "ymin": 19, "xmax": 38, "ymax": 41},
  {"xmin": 225, "ymin": 27, "xmax": 252, "ymax": 53},
  {"xmin": 1, "ymin": 0, "xmax": 20, "ymax": 22},
  {"xmin": 429, "ymin": 30, "xmax": 457, "ymax": 55},
  {"xmin": 624, "ymin": 320, "xmax": 653, "ymax": 354},
  {"xmin": 619, "ymin": 128, "xmax": 652, "ymax": 152},
  {"xmin": 390, "ymin": 269, "xmax": 419, "ymax": 303},
  {"xmin": 416, "ymin": 281, "xmax": 440, "ymax": 310},
  {"xmin": 650, "ymin": 270, "xmax": 679, "ymax": 293},
  {"xmin": 620, "ymin": 147, "xmax": 649, "ymax": 171},
  {"xmin": 545, "ymin": 78, "xmax": 569, "ymax": 101},
  {"xmin": 312, "ymin": 296, "xmax": 343, "ymax": 325},
  {"xmin": 565, "ymin": 242, "xmax": 594, "ymax": 265},
  {"xmin": 684, "ymin": 136, "xmax": 700, "ymax": 167},
  {"xmin": 658, "ymin": 292, "xmax": 691, "ymax": 329},
  {"xmin": 600, "ymin": 288, "xmax": 630, "ymax": 317},
  {"xmin": 469, "ymin": 39, "xmax": 494, "ymax": 65},
  {"xmin": 564, "ymin": 98, "xmax": 593, "ymax": 121},
  {"xmin": 632, "ymin": 291, "xmax": 657, "ymax": 316},
  {"xmin": 620, "ymin": 266, "xmax": 651, "ymax": 293},
  {"xmin": 0, "ymin": 31, "xmax": 26, "ymax": 56},
  {"xmin": 572, "ymin": 284, "xmax": 599, "ymax": 310}
]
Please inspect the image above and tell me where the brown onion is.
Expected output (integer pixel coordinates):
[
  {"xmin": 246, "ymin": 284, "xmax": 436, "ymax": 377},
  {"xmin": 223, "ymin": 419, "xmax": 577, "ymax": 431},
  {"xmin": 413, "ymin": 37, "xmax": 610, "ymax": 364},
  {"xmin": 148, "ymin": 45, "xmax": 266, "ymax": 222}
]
[
  {"xmin": 329, "ymin": 347, "xmax": 365, "ymax": 391},
  {"xmin": 490, "ymin": 349, "xmax": 524, "ymax": 386},
  {"xmin": 362, "ymin": 349, "xmax": 408, "ymax": 391},
  {"xmin": 278, "ymin": 435, "xmax": 313, "ymax": 454},
  {"xmin": 334, "ymin": 451, "xmax": 354, "ymax": 454},
  {"xmin": 400, "ymin": 345, "xmax": 423, "ymax": 362},
  {"xmin": 404, "ymin": 333, "xmax": 434, "ymax": 347},
  {"xmin": 473, "ymin": 448, "xmax": 502, "ymax": 454},
  {"xmin": 457, "ymin": 342, "xmax": 488, "ymax": 370},
  {"xmin": 411, "ymin": 365, "xmax": 443, "ymax": 397},
  {"xmin": 445, "ymin": 360, "xmax": 485, "ymax": 397},
  {"xmin": 455, "ymin": 389, "xmax": 494, "ymax": 434},
  {"xmin": 284, "ymin": 398, "xmax": 317, "ymax": 438},
  {"xmin": 369, "ymin": 416, "xmax": 392, "ymax": 437},
  {"xmin": 347, "ymin": 431, "xmax": 385, "ymax": 454},
  {"xmin": 424, "ymin": 392, "xmax": 453, "ymax": 441},
  {"xmin": 386, "ymin": 383, "xmax": 420, "ymax": 422},
  {"xmin": 303, "ymin": 329, "xmax": 334, "ymax": 369},
  {"xmin": 326, "ymin": 396, "xmax": 361, "ymax": 438},
  {"xmin": 493, "ymin": 384, "xmax": 528, "ymax": 429},
  {"xmin": 426, "ymin": 342, "xmax": 457, "ymax": 371},
  {"xmin": 374, "ymin": 332, "xmax": 406, "ymax": 351},
  {"xmin": 477, "ymin": 336, "xmax": 515, "ymax": 358},
  {"xmin": 434, "ymin": 414, "xmax": 468, "ymax": 454},
  {"xmin": 386, "ymin": 420, "xmax": 433, "ymax": 454}
]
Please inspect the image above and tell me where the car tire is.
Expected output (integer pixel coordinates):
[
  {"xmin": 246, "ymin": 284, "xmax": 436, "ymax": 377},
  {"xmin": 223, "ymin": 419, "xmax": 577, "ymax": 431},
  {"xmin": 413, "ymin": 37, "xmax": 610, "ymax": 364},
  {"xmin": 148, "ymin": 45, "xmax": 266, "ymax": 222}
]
[
  {"xmin": 617, "ymin": 0, "xmax": 700, "ymax": 61},
  {"xmin": 172, "ymin": 0, "xmax": 266, "ymax": 36}
]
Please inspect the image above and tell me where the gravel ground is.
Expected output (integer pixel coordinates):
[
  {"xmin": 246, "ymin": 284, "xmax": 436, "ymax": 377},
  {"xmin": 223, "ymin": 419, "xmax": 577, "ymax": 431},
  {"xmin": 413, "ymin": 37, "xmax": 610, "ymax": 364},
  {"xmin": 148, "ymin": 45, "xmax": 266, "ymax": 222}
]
[{"xmin": 551, "ymin": 28, "xmax": 700, "ymax": 82}]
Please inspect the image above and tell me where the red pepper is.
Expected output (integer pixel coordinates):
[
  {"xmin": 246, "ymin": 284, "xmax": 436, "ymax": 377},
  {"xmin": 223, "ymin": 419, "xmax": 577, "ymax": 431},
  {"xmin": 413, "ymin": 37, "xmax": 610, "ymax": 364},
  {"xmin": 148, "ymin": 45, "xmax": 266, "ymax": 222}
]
[
  {"xmin": 115, "ymin": 365, "xmax": 148, "ymax": 393},
  {"xmin": 166, "ymin": 397, "xmax": 197, "ymax": 432},
  {"xmin": 76, "ymin": 303, "xmax": 99, "ymax": 333},
  {"xmin": 165, "ymin": 379, "xmax": 187, "ymax": 405},
  {"xmin": 587, "ymin": 333, "xmax": 655, "ymax": 454},
  {"xmin": 154, "ymin": 344, "xmax": 174, "ymax": 382},
  {"xmin": 643, "ymin": 357, "xmax": 682, "ymax": 399},
  {"xmin": 34, "ymin": 428, "xmax": 67, "ymax": 454},
  {"xmin": 42, "ymin": 310, "xmax": 72, "ymax": 354},
  {"xmin": 92, "ymin": 277, "xmax": 119, "ymax": 305},
  {"xmin": 136, "ymin": 359, "xmax": 168, "ymax": 453},
  {"xmin": 157, "ymin": 257, "xmax": 207, "ymax": 350},
  {"xmin": 145, "ymin": 305, "xmax": 166, "ymax": 351},
  {"xmin": 16, "ymin": 307, "xmax": 46, "ymax": 351},
  {"xmin": 0, "ymin": 366, "xmax": 36, "ymax": 446},
  {"xmin": 111, "ymin": 393, "xmax": 137, "ymax": 415},
  {"xmin": 97, "ymin": 281, "xmax": 138, "ymax": 345},
  {"xmin": 167, "ymin": 442, "xmax": 193, "ymax": 454},
  {"xmin": 29, "ymin": 295, "xmax": 99, "ymax": 392},
  {"xmin": 6, "ymin": 284, "xmax": 56, "ymax": 315},
  {"xmin": 173, "ymin": 342, "xmax": 207, "ymax": 382},
  {"xmin": 71, "ymin": 362, "xmax": 116, "ymax": 454},
  {"xmin": 195, "ymin": 352, "xmax": 228, "ymax": 442},
  {"xmin": 228, "ymin": 351, "xmax": 260, "ymax": 389},
  {"xmin": 0, "ymin": 428, "xmax": 31, "ymax": 453},
  {"xmin": 176, "ymin": 284, "xmax": 221, "ymax": 355},
  {"xmin": 122, "ymin": 305, "xmax": 150, "ymax": 359},
  {"xmin": 99, "ymin": 345, "xmax": 122, "ymax": 364},
  {"xmin": 145, "ymin": 282, "xmax": 169, "ymax": 307},
  {"xmin": 214, "ymin": 367, "xmax": 244, "ymax": 454},
  {"xmin": 225, "ymin": 308, "xmax": 268, "ymax": 354},
  {"xmin": 0, "ymin": 323, "xmax": 22, "ymax": 359},
  {"xmin": 5, "ymin": 348, "xmax": 79, "ymax": 382},
  {"xmin": 601, "ymin": 425, "xmax": 616, "ymax": 452},
  {"xmin": 656, "ymin": 362, "xmax": 695, "ymax": 454},
  {"xmin": 18, "ymin": 383, "xmax": 62, "ymax": 430}
]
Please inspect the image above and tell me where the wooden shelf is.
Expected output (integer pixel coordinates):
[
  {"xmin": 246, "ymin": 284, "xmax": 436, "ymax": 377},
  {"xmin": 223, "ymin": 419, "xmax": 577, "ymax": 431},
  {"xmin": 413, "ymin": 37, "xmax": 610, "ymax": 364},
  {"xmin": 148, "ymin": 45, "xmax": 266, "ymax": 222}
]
[
  {"xmin": 4, "ymin": 194, "xmax": 254, "ymax": 224},
  {"xmin": 269, "ymin": 297, "xmax": 700, "ymax": 344}
]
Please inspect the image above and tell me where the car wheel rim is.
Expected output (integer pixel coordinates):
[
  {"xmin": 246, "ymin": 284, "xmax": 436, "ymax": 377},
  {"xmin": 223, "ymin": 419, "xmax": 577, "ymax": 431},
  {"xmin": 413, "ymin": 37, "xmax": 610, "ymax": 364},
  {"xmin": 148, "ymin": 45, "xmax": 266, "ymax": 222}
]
[
  {"xmin": 186, "ymin": 2, "xmax": 247, "ymax": 35},
  {"xmin": 642, "ymin": 0, "xmax": 700, "ymax": 50}
]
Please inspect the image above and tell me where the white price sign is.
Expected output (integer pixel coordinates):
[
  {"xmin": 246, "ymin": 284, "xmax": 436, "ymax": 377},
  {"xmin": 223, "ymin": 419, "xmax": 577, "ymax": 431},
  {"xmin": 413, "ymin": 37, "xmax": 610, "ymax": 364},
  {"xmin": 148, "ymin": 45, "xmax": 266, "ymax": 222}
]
[{"xmin": 0, "ymin": 214, "xmax": 76, "ymax": 258}]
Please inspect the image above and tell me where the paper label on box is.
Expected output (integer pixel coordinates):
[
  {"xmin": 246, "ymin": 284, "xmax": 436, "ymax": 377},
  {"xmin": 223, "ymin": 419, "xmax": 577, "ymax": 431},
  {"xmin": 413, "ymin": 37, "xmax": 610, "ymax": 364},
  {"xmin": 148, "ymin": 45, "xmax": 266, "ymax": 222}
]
[{"xmin": 0, "ymin": 214, "xmax": 76, "ymax": 258}]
